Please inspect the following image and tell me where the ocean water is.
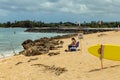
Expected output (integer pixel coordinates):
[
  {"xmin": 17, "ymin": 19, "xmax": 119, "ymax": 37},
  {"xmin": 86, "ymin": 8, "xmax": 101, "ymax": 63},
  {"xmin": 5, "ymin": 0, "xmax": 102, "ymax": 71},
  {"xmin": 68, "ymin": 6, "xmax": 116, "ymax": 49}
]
[{"xmin": 0, "ymin": 28, "xmax": 66, "ymax": 57}]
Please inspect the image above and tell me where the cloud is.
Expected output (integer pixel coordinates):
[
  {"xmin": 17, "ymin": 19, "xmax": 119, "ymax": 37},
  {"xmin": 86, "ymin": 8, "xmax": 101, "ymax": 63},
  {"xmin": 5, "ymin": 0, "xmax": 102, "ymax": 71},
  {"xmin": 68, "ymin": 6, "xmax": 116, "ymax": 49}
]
[
  {"xmin": 0, "ymin": 0, "xmax": 120, "ymax": 22},
  {"xmin": 0, "ymin": 0, "xmax": 119, "ymax": 14},
  {"xmin": 0, "ymin": 9, "xmax": 9, "ymax": 16}
]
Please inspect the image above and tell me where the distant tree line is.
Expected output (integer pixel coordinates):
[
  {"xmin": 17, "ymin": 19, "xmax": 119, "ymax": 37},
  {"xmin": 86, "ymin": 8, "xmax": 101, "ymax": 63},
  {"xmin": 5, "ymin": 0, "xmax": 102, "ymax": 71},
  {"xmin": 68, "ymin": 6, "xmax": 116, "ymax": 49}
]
[
  {"xmin": 0, "ymin": 20, "xmax": 120, "ymax": 28},
  {"xmin": 82, "ymin": 21, "xmax": 120, "ymax": 28},
  {"xmin": 0, "ymin": 20, "xmax": 77, "ymax": 28}
]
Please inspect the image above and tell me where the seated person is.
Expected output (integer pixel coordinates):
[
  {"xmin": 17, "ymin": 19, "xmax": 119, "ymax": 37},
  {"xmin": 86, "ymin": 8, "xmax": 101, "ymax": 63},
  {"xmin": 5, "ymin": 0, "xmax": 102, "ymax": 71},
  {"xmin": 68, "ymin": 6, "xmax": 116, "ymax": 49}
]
[{"xmin": 68, "ymin": 37, "xmax": 77, "ymax": 51}]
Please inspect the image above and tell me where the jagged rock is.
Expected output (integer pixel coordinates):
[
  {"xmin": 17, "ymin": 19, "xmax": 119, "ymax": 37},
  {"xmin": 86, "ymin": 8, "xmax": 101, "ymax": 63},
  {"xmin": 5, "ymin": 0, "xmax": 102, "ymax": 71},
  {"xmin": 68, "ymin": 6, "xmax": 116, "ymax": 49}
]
[
  {"xmin": 22, "ymin": 39, "xmax": 34, "ymax": 49},
  {"xmin": 42, "ymin": 40, "xmax": 60, "ymax": 50},
  {"xmin": 20, "ymin": 46, "xmax": 49, "ymax": 56},
  {"xmin": 34, "ymin": 42, "xmax": 45, "ymax": 46},
  {"xmin": 34, "ymin": 37, "xmax": 52, "ymax": 43},
  {"xmin": 20, "ymin": 37, "xmax": 64, "ymax": 56},
  {"xmin": 44, "ymin": 43, "xmax": 54, "ymax": 50},
  {"xmin": 51, "ymin": 34, "xmax": 78, "ymax": 39},
  {"xmin": 50, "ymin": 40, "xmax": 59, "ymax": 45},
  {"xmin": 59, "ymin": 41, "xmax": 64, "ymax": 45}
]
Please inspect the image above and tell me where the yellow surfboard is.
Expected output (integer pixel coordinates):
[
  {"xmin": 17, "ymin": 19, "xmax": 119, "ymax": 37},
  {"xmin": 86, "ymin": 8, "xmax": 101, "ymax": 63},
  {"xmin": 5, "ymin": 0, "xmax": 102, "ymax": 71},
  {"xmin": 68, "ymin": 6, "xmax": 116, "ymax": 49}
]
[{"xmin": 88, "ymin": 44, "xmax": 120, "ymax": 61}]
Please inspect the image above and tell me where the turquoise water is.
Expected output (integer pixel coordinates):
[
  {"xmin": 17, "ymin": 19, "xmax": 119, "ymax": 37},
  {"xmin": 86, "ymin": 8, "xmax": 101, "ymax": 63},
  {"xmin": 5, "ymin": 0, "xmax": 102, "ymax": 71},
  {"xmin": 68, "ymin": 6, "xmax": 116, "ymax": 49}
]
[{"xmin": 0, "ymin": 28, "xmax": 66, "ymax": 57}]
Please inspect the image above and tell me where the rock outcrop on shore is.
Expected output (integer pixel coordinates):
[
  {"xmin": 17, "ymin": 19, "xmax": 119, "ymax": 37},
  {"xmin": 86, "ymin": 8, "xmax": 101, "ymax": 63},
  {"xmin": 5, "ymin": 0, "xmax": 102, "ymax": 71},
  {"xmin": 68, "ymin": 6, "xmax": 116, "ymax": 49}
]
[
  {"xmin": 19, "ymin": 37, "xmax": 64, "ymax": 56},
  {"xmin": 25, "ymin": 28, "xmax": 81, "ymax": 33},
  {"xmin": 19, "ymin": 34, "xmax": 80, "ymax": 56}
]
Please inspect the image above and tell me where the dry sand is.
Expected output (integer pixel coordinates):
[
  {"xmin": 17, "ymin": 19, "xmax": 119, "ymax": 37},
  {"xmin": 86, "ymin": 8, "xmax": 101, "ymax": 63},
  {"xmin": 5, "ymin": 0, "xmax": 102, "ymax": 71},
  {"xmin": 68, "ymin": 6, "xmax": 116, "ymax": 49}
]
[{"xmin": 0, "ymin": 31, "xmax": 120, "ymax": 80}]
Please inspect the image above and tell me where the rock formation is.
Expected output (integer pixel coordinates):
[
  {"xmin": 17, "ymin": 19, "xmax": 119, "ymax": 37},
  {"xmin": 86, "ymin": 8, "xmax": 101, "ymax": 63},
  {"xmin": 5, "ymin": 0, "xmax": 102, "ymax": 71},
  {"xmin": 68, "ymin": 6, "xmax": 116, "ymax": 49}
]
[{"xmin": 19, "ymin": 37, "xmax": 63, "ymax": 56}]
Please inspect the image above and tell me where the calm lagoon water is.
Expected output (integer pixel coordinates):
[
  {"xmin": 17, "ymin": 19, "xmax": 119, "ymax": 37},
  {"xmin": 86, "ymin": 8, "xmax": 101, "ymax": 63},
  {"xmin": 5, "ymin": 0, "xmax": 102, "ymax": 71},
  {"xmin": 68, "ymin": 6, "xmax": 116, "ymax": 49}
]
[{"xmin": 0, "ymin": 28, "xmax": 66, "ymax": 57}]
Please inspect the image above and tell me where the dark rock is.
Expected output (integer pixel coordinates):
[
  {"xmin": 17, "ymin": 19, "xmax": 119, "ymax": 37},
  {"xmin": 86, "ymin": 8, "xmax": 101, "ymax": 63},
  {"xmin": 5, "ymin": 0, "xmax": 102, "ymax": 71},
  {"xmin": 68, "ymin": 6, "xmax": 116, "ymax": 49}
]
[
  {"xmin": 34, "ymin": 42, "xmax": 45, "ymax": 46},
  {"xmin": 45, "ymin": 43, "xmax": 56, "ymax": 50},
  {"xmin": 48, "ymin": 52, "xmax": 60, "ymax": 56},
  {"xmin": 21, "ymin": 46, "xmax": 49, "ymax": 56},
  {"xmin": 50, "ymin": 40, "xmax": 59, "ymax": 45},
  {"xmin": 51, "ymin": 34, "xmax": 78, "ymax": 39},
  {"xmin": 20, "ymin": 37, "xmax": 64, "ymax": 56},
  {"xmin": 22, "ymin": 39, "xmax": 34, "ymax": 49},
  {"xmin": 34, "ymin": 37, "xmax": 52, "ymax": 43},
  {"xmin": 59, "ymin": 41, "xmax": 64, "ymax": 45},
  {"xmin": 56, "ymin": 46, "xmax": 63, "ymax": 48}
]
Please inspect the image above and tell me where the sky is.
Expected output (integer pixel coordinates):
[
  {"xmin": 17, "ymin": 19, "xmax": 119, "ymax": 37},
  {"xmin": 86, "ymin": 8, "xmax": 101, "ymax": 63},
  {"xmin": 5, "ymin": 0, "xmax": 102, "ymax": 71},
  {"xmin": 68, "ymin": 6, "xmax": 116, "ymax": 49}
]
[{"xmin": 0, "ymin": 0, "xmax": 120, "ymax": 23}]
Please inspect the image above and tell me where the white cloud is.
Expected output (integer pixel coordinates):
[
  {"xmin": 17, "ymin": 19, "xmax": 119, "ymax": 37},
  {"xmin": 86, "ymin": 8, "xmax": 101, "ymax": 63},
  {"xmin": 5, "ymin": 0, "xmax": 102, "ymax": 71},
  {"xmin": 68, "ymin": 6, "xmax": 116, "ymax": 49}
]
[
  {"xmin": 0, "ymin": 0, "xmax": 119, "ymax": 15},
  {"xmin": 0, "ymin": 0, "xmax": 120, "ymax": 22}
]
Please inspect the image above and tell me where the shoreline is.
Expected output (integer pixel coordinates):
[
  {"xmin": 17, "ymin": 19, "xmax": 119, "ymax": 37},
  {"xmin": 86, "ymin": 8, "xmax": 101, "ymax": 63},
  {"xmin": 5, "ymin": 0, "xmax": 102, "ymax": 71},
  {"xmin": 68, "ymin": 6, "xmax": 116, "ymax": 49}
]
[
  {"xmin": 0, "ymin": 30, "xmax": 113, "ymax": 59},
  {"xmin": 0, "ymin": 33, "xmax": 78, "ymax": 59},
  {"xmin": 0, "ymin": 30, "xmax": 116, "ymax": 58},
  {"xmin": 0, "ymin": 30, "xmax": 111, "ymax": 59}
]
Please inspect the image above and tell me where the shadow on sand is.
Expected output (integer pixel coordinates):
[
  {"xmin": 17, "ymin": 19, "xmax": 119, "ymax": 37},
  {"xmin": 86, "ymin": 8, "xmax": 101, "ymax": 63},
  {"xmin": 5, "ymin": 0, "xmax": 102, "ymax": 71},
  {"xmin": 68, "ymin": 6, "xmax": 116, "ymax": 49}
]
[{"xmin": 89, "ymin": 65, "xmax": 120, "ymax": 72}]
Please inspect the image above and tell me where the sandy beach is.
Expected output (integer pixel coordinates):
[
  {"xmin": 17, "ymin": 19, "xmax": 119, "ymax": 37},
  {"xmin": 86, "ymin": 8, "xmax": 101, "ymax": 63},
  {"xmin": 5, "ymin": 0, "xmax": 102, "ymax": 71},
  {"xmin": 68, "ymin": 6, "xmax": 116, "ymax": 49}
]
[{"xmin": 1, "ymin": 31, "xmax": 120, "ymax": 80}]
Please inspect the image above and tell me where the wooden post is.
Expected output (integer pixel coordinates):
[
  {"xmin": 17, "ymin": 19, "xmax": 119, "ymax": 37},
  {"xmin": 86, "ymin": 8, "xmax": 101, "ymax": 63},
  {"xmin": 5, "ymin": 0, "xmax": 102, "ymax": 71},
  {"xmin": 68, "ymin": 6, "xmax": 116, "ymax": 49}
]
[
  {"xmin": 100, "ymin": 44, "xmax": 104, "ymax": 69},
  {"xmin": 101, "ymin": 59, "xmax": 103, "ymax": 69},
  {"xmin": 78, "ymin": 31, "xmax": 83, "ymax": 54},
  {"xmin": 80, "ymin": 39, "xmax": 82, "ymax": 54}
]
